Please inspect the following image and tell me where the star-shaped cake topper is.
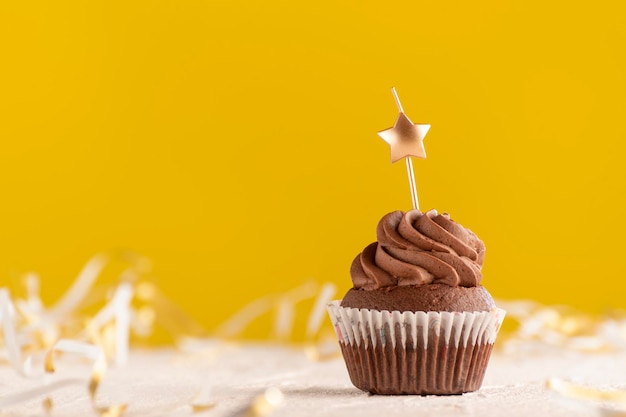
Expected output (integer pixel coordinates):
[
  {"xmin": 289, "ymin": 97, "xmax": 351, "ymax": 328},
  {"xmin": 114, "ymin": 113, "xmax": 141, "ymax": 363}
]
[
  {"xmin": 377, "ymin": 88, "xmax": 431, "ymax": 163},
  {"xmin": 377, "ymin": 88, "xmax": 430, "ymax": 210}
]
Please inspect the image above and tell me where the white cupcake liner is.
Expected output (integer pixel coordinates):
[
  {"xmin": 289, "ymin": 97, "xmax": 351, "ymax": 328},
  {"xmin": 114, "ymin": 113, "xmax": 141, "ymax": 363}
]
[
  {"xmin": 327, "ymin": 301, "xmax": 505, "ymax": 350},
  {"xmin": 326, "ymin": 301, "xmax": 506, "ymax": 394}
]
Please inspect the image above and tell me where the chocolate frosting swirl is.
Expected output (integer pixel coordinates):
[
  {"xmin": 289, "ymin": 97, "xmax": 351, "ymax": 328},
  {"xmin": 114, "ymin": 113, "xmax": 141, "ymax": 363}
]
[{"xmin": 350, "ymin": 210, "xmax": 486, "ymax": 289}]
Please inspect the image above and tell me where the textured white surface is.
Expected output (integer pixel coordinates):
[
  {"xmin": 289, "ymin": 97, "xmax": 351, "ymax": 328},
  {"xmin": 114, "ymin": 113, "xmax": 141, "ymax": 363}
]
[{"xmin": 1, "ymin": 343, "xmax": 625, "ymax": 417}]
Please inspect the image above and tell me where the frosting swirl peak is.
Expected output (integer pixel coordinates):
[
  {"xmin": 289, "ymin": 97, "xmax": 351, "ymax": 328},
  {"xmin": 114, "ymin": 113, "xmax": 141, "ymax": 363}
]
[{"xmin": 350, "ymin": 210, "xmax": 485, "ymax": 289}]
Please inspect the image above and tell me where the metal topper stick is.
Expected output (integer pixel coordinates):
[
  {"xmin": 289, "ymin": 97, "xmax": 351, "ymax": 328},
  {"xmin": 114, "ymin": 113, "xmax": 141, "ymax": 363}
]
[{"xmin": 377, "ymin": 88, "xmax": 431, "ymax": 211}]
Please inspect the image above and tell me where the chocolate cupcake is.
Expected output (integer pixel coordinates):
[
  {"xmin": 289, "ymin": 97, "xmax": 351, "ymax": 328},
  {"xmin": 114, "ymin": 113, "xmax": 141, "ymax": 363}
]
[{"xmin": 327, "ymin": 209, "xmax": 505, "ymax": 395}]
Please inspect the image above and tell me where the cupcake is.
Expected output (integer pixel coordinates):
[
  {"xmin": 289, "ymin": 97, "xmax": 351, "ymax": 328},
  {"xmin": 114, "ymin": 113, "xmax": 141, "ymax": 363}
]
[{"xmin": 327, "ymin": 209, "xmax": 505, "ymax": 395}]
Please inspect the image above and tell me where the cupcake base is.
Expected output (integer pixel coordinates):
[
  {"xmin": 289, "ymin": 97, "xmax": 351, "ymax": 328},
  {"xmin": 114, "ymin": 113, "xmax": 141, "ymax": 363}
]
[
  {"xmin": 340, "ymin": 337, "xmax": 494, "ymax": 395},
  {"xmin": 327, "ymin": 301, "xmax": 505, "ymax": 395}
]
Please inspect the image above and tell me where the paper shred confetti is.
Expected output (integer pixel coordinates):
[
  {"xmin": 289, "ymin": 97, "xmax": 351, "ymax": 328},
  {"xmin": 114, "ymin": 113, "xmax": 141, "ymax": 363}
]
[
  {"xmin": 305, "ymin": 283, "xmax": 336, "ymax": 339},
  {"xmin": 252, "ymin": 387, "xmax": 284, "ymax": 416},
  {"xmin": 43, "ymin": 339, "xmax": 127, "ymax": 417},
  {"xmin": 232, "ymin": 388, "xmax": 284, "ymax": 417},
  {"xmin": 0, "ymin": 288, "xmax": 28, "ymax": 375},
  {"xmin": 190, "ymin": 388, "xmax": 217, "ymax": 413},
  {"xmin": 215, "ymin": 296, "xmax": 275, "ymax": 339},
  {"xmin": 10, "ymin": 251, "xmax": 626, "ymax": 416},
  {"xmin": 304, "ymin": 330, "xmax": 342, "ymax": 362},
  {"xmin": 48, "ymin": 253, "xmax": 110, "ymax": 319},
  {"xmin": 131, "ymin": 305, "xmax": 156, "ymax": 337},
  {"xmin": 0, "ymin": 253, "xmax": 147, "ymax": 415},
  {"xmin": 42, "ymin": 397, "xmax": 53, "ymax": 415},
  {"xmin": 0, "ymin": 251, "xmax": 340, "ymax": 416},
  {"xmin": 86, "ymin": 282, "xmax": 134, "ymax": 365},
  {"xmin": 274, "ymin": 297, "xmax": 295, "ymax": 341},
  {"xmin": 23, "ymin": 272, "xmax": 45, "ymax": 316},
  {"xmin": 134, "ymin": 281, "xmax": 206, "ymax": 341},
  {"xmin": 547, "ymin": 378, "xmax": 626, "ymax": 416},
  {"xmin": 271, "ymin": 282, "xmax": 317, "ymax": 340},
  {"xmin": 98, "ymin": 404, "xmax": 128, "ymax": 417},
  {"xmin": 216, "ymin": 281, "xmax": 319, "ymax": 341},
  {"xmin": 547, "ymin": 378, "xmax": 626, "ymax": 404},
  {"xmin": 191, "ymin": 403, "xmax": 217, "ymax": 413},
  {"xmin": 495, "ymin": 299, "xmax": 626, "ymax": 353},
  {"xmin": 176, "ymin": 336, "xmax": 227, "ymax": 359}
]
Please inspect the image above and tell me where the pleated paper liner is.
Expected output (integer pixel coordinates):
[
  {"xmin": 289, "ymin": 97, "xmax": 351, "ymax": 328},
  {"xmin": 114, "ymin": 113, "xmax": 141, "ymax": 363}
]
[{"xmin": 327, "ymin": 301, "xmax": 506, "ymax": 395}]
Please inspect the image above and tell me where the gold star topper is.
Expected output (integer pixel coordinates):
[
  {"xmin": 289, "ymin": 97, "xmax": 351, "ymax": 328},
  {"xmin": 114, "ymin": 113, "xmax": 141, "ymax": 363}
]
[{"xmin": 377, "ymin": 88, "xmax": 431, "ymax": 210}]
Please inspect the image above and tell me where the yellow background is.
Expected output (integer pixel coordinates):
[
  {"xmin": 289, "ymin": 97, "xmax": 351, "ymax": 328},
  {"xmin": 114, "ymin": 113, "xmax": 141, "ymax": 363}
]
[{"xmin": 1, "ymin": 1, "xmax": 625, "ymax": 335}]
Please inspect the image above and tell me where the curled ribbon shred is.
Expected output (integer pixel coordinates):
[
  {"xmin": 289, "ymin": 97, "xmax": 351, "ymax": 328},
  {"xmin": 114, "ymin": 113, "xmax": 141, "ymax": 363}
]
[{"xmin": 1, "ymin": 252, "xmax": 339, "ymax": 415}]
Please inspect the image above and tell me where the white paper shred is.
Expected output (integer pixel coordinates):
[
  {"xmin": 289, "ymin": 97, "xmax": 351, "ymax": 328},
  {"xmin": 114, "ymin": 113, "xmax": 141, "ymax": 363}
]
[
  {"xmin": 306, "ymin": 283, "xmax": 336, "ymax": 339},
  {"xmin": 0, "ymin": 288, "xmax": 27, "ymax": 375}
]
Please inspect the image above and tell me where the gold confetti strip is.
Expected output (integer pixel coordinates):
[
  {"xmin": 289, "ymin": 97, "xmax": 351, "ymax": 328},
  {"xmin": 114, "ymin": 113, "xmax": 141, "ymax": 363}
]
[
  {"xmin": 47, "ymin": 253, "xmax": 112, "ymax": 319},
  {"xmin": 134, "ymin": 281, "xmax": 207, "ymax": 340},
  {"xmin": 131, "ymin": 305, "xmax": 156, "ymax": 337},
  {"xmin": 1, "ymin": 251, "xmax": 149, "ymax": 376},
  {"xmin": 305, "ymin": 283, "xmax": 336, "ymax": 339},
  {"xmin": 195, "ymin": 281, "xmax": 334, "ymax": 346},
  {"xmin": 304, "ymin": 330, "xmax": 342, "ymax": 362},
  {"xmin": 215, "ymin": 281, "xmax": 326, "ymax": 341},
  {"xmin": 29, "ymin": 251, "xmax": 626, "ymax": 415},
  {"xmin": 0, "ymin": 252, "xmax": 145, "ymax": 416},
  {"xmin": 190, "ymin": 389, "xmax": 218, "ymax": 413},
  {"xmin": 204, "ymin": 280, "xmax": 341, "ymax": 362},
  {"xmin": 232, "ymin": 388, "xmax": 285, "ymax": 417},
  {"xmin": 495, "ymin": 299, "xmax": 626, "ymax": 353},
  {"xmin": 547, "ymin": 378, "xmax": 626, "ymax": 404},
  {"xmin": 215, "ymin": 295, "xmax": 276, "ymax": 339},
  {"xmin": 273, "ymin": 281, "xmax": 319, "ymax": 340},
  {"xmin": 302, "ymin": 283, "xmax": 340, "ymax": 362},
  {"xmin": 0, "ymin": 288, "xmax": 30, "ymax": 375},
  {"xmin": 85, "ymin": 282, "xmax": 134, "ymax": 365},
  {"xmin": 546, "ymin": 378, "xmax": 626, "ymax": 416},
  {"xmin": 191, "ymin": 401, "xmax": 217, "ymax": 413},
  {"xmin": 98, "ymin": 404, "xmax": 128, "ymax": 417},
  {"xmin": 175, "ymin": 336, "xmax": 232, "ymax": 360},
  {"xmin": 42, "ymin": 397, "xmax": 53, "ymax": 415},
  {"xmin": 191, "ymin": 403, "xmax": 217, "ymax": 413},
  {"xmin": 45, "ymin": 340, "xmax": 128, "ymax": 417},
  {"xmin": 1, "ymin": 251, "xmax": 339, "ymax": 416}
]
